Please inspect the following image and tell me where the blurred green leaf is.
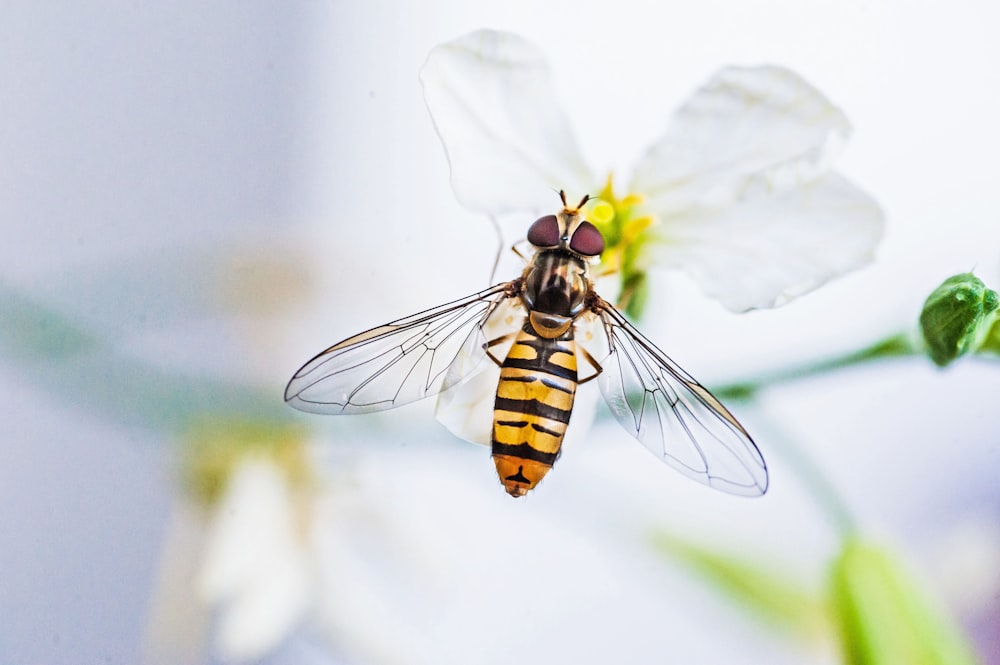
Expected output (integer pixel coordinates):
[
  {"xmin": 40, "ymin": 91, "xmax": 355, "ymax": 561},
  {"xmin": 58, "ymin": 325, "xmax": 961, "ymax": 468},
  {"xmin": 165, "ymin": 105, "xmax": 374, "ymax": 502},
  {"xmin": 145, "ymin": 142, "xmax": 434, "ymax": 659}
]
[
  {"xmin": 0, "ymin": 283, "xmax": 100, "ymax": 359},
  {"xmin": 0, "ymin": 280, "xmax": 291, "ymax": 433},
  {"xmin": 831, "ymin": 538, "xmax": 980, "ymax": 665},
  {"xmin": 651, "ymin": 530, "xmax": 829, "ymax": 639}
]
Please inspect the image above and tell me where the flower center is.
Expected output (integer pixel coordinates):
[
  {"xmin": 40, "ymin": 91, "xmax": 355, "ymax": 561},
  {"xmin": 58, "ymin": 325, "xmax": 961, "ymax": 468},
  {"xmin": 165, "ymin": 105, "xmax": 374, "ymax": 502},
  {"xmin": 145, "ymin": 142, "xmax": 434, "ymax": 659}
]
[
  {"xmin": 182, "ymin": 419, "xmax": 314, "ymax": 507},
  {"xmin": 584, "ymin": 174, "xmax": 656, "ymax": 318}
]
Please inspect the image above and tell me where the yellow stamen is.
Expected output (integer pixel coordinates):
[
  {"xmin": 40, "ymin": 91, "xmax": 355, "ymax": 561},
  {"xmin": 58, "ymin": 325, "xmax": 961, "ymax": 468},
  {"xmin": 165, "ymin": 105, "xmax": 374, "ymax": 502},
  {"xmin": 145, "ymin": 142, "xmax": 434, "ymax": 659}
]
[
  {"xmin": 589, "ymin": 200, "xmax": 615, "ymax": 225},
  {"xmin": 623, "ymin": 215, "xmax": 655, "ymax": 243}
]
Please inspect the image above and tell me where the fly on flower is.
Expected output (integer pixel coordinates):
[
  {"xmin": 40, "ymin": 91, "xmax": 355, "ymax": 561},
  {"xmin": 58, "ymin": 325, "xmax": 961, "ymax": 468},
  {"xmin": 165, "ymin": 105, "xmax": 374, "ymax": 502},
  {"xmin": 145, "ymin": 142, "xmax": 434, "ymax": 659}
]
[{"xmin": 285, "ymin": 192, "xmax": 767, "ymax": 498}]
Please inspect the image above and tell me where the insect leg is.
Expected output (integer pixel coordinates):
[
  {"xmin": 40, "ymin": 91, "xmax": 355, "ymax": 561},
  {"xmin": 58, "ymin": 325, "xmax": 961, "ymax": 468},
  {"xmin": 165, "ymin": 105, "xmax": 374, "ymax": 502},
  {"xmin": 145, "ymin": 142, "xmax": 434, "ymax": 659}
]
[
  {"xmin": 483, "ymin": 332, "xmax": 519, "ymax": 367},
  {"xmin": 510, "ymin": 240, "xmax": 532, "ymax": 262},
  {"xmin": 576, "ymin": 344, "xmax": 604, "ymax": 384},
  {"xmin": 615, "ymin": 283, "xmax": 636, "ymax": 313},
  {"xmin": 591, "ymin": 264, "xmax": 619, "ymax": 279}
]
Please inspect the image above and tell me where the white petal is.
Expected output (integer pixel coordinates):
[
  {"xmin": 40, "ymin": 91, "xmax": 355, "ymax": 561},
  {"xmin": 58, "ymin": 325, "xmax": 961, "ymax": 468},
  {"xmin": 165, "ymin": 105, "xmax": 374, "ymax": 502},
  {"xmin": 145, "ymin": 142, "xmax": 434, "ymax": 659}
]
[
  {"xmin": 141, "ymin": 501, "xmax": 212, "ymax": 665},
  {"xmin": 653, "ymin": 173, "xmax": 884, "ymax": 312},
  {"xmin": 630, "ymin": 65, "xmax": 851, "ymax": 215},
  {"xmin": 420, "ymin": 30, "xmax": 594, "ymax": 214},
  {"xmin": 214, "ymin": 557, "xmax": 309, "ymax": 662},
  {"xmin": 197, "ymin": 461, "xmax": 310, "ymax": 660},
  {"xmin": 435, "ymin": 365, "xmax": 499, "ymax": 446}
]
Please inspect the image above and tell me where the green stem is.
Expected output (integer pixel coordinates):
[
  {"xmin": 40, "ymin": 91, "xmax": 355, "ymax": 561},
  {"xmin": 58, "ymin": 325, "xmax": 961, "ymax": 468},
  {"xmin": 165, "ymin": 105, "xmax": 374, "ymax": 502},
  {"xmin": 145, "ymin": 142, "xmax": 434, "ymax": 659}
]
[
  {"xmin": 709, "ymin": 332, "xmax": 921, "ymax": 537},
  {"xmin": 713, "ymin": 332, "xmax": 920, "ymax": 401},
  {"xmin": 754, "ymin": 411, "xmax": 859, "ymax": 537}
]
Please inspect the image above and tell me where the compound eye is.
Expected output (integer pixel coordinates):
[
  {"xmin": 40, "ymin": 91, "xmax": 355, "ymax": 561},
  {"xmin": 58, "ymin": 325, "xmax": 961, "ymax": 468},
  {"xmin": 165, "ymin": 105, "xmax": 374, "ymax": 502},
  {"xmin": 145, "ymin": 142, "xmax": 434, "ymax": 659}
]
[
  {"xmin": 526, "ymin": 214, "xmax": 560, "ymax": 247},
  {"xmin": 569, "ymin": 221, "xmax": 605, "ymax": 256}
]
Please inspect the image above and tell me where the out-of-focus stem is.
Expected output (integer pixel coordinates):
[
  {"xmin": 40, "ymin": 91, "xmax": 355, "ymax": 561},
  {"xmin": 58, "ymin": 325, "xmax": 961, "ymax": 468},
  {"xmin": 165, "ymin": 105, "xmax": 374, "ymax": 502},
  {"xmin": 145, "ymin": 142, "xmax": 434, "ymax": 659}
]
[{"xmin": 713, "ymin": 332, "xmax": 919, "ymax": 401}]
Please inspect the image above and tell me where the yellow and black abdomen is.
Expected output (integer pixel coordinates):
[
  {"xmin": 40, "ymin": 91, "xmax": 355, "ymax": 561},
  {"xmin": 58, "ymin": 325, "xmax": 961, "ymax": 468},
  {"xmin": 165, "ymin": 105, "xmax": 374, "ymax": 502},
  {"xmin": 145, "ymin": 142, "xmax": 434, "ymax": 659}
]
[{"xmin": 492, "ymin": 325, "xmax": 578, "ymax": 497}]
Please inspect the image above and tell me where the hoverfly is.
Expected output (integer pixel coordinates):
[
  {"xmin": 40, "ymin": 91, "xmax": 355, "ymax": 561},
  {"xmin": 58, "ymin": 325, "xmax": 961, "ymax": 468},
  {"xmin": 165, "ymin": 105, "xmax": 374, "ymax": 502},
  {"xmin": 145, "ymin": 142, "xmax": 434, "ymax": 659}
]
[{"xmin": 285, "ymin": 192, "xmax": 768, "ymax": 497}]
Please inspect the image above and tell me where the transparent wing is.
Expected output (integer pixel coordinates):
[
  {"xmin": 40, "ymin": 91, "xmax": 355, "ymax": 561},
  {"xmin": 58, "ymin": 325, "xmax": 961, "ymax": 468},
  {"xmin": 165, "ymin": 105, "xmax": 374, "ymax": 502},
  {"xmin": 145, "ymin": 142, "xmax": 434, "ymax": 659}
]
[
  {"xmin": 285, "ymin": 283, "xmax": 515, "ymax": 414},
  {"xmin": 590, "ymin": 297, "xmax": 768, "ymax": 496},
  {"xmin": 435, "ymin": 297, "xmax": 527, "ymax": 445}
]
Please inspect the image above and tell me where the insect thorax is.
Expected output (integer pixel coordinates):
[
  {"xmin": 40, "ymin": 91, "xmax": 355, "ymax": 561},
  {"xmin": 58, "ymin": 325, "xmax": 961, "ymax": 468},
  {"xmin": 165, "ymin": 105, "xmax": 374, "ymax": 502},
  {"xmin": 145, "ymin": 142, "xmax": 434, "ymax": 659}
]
[{"xmin": 524, "ymin": 250, "xmax": 589, "ymax": 314}]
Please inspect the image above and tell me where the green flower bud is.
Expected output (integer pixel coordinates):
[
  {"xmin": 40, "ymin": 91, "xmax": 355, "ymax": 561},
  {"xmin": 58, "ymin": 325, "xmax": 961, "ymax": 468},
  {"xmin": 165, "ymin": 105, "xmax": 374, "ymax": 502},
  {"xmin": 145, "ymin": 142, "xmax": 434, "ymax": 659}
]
[{"xmin": 919, "ymin": 272, "xmax": 999, "ymax": 366}]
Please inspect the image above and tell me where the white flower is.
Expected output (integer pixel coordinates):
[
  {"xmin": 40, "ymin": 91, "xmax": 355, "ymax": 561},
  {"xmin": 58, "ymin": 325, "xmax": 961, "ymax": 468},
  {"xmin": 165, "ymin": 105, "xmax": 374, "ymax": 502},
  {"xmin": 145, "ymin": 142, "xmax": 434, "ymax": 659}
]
[
  {"xmin": 420, "ymin": 29, "xmax": 884, "ymax": 314},
  {"xmin": 142, "ymin": 451, "xmax": 320, "ymax": 665},
  {"xmin": 145, "ymin": 424, "xmax": 470, "ymax": 665},
  {"xmin": 196, "ymin": 459, "xmax": 314, "ymax": 661},
  {"xmin": 143, "ymin": 423, "xmax": 351, "ymax": 663}
]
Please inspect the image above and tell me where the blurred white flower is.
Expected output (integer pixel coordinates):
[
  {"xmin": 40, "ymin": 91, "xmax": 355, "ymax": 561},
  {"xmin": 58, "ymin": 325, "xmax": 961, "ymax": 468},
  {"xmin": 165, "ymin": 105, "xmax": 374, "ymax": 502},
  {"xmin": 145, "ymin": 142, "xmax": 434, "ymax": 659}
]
[
  {"xmin": 197, "ymin": 459, "xmax": 314, "ymax": 661},
  {"xmin": 145, "ymin": 421, "xmax": 480, "ymax": 665},
  {"xmin": 421, "ymin": 29, "xmax": 884, "ymax": 315},
  {"xmin": 141, "ymin": 421, "xmax": 327, "ymax": 663}
]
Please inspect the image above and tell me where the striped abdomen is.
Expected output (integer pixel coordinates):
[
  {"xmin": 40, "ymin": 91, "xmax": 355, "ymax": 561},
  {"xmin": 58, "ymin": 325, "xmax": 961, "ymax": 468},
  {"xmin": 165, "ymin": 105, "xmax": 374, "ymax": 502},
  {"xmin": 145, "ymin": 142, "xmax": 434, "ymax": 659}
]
[{"xmin": 492, "ymin": 325, "xmax": 578, "ymax": 497}]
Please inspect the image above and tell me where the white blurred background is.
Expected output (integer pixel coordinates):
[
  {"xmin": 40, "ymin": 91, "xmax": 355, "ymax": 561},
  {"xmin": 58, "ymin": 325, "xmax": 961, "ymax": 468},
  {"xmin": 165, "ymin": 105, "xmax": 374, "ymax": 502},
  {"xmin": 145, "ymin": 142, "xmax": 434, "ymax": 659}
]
[{"xmin": 2, "ymin": 2, "xmax": 999, "ymax": 664}]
